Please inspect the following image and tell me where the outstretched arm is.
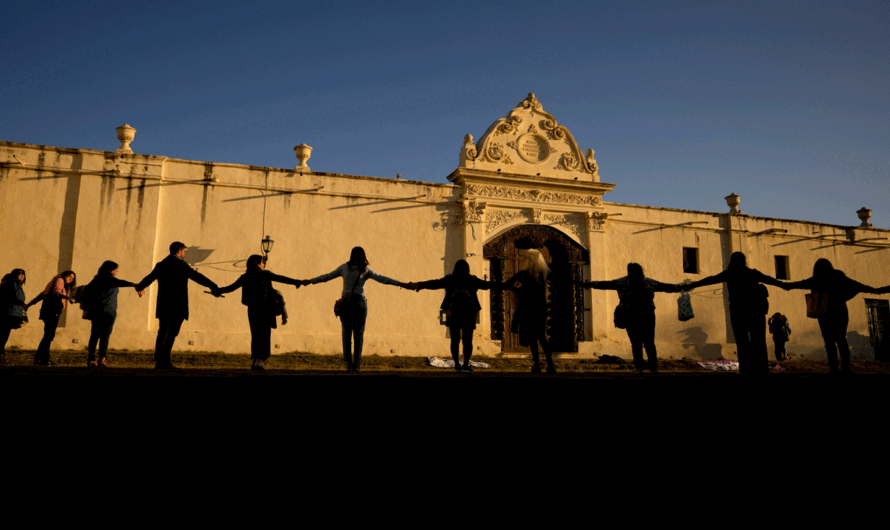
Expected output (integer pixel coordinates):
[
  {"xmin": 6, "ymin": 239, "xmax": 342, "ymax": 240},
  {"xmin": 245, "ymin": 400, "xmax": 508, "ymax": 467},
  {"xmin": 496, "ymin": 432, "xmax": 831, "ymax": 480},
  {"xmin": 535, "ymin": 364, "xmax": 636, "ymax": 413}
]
[
  {"xmin": 415, "ymin": 278, "xmax": 447, "ymax": 291},
  {"xmin": 215, "ymin": 275, "xmax": 245, "ymax": 296},
  {"xmin": 307, "ymin": 265, "xmax": 344, "ymax": 285},
  {"xmin": 135, "ymin": 264, "xmax": 161, "ymax": 292},
  {"xmin": 579, "ymin": 279, "xmax": 623, "ymax": 291},
  {"xmin": 188, "ymin": 267, "xmax": 218, "ymax": 291},
  {"xmin": 876, "ymin": 285, "xmax": 890, "ymax": 295},
  {"xmin": 686, "ymin": 270, "xmax": 728, "ymax": 291},
  {"xmin": 267, "ymin": 271, "xmax": 301, "ymax": 287}
]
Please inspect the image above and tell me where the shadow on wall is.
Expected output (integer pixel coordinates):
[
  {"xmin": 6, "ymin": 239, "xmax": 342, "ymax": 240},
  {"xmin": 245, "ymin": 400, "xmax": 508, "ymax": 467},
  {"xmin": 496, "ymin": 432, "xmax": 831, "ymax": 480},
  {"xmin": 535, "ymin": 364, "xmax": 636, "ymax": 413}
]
[{"xmin": 680, "ymin": 326, "xmax": 724, "ymax": 360}]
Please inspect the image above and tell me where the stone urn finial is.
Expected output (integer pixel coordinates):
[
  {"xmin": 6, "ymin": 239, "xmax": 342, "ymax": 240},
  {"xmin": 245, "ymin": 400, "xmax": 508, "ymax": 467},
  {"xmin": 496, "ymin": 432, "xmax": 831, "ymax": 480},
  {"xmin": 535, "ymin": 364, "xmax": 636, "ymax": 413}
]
[
  {"xmin": 725, "ymin": 193, "xmax": 742, "ymax": 214},
  {"xmin": 857, "ymin": 207, "xmax": 873, "ymax": 228},
  {"xmin": 116, "ymin": 124, "xmax": 136, "ymax": 154},
  {"xmin": 294, "ymin": 143, "xmax": 312, "ymax": 172}
]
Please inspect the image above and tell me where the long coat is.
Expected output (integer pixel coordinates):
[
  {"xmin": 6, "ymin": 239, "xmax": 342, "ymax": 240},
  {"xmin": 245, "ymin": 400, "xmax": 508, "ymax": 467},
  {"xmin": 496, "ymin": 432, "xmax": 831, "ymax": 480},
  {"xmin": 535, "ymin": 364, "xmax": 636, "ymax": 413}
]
[{"xmin": 136, "ymin": 255, "xmax": 217, "ymax": 321}]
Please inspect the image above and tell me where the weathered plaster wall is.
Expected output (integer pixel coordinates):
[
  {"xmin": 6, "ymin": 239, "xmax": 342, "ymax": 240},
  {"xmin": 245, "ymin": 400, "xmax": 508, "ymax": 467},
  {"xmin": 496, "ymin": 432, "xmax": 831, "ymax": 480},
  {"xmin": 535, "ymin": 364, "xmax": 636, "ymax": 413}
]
[{"xmin": 2, "ymin": 140, "xmax": 889, "ymax": 362}]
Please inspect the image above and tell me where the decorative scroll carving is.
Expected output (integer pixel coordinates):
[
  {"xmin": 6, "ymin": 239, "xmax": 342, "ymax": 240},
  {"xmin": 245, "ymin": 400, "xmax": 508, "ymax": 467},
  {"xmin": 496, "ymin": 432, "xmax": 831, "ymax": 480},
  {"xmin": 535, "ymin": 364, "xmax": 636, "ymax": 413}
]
[
  {"xmin": 459, "ymin": 93, "xmax": 602, "ymax": 182},
  {"xmin": 486, "ymin": 209, "xmax": 527, "ymax": 234},
  {"xmin": 586, "ymin": 211, "xmax": 608, "ymax": 232},
  {"xmin": 495, "ymin": 115, "xmax": 522, "ymax": 136},
  {"xmin": 458, "ymin": 200, "xmax": 486, "ymax": 225},
  {"xmin": 542, "ymin": 118, "xmax": 565, "ymax": 140},
  {"xmin": 544, "ymin": 213, "xmax": 584, "ymax": 240},
  {"xmin": 465, "ymin": 184, "xmax": 602, "ymax": 206},
  {"xmin": 519, "ymin": 93, "xmax": 542, "ymax": 111},
  {"xmin": 557, "ymin": 152, "xmax": 581, "ymax": 171},
  {"xmin": 483, "ymin": 225, "xmax": 589, "ymax": 263},
  {"xmin": 572, "ymin": 263, "xmax": 585, "ymax": 348},
  {"xmin": 461, "ymin": 134, "xmax": 477, "ymax": 163}
]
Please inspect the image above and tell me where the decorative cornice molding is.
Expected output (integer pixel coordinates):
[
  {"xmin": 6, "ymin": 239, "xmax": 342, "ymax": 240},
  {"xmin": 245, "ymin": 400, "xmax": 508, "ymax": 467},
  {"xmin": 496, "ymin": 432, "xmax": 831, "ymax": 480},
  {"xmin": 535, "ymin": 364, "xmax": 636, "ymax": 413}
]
[{"xmin": 465, "ymin": 183, "xmax": 602, "ymax": 206}]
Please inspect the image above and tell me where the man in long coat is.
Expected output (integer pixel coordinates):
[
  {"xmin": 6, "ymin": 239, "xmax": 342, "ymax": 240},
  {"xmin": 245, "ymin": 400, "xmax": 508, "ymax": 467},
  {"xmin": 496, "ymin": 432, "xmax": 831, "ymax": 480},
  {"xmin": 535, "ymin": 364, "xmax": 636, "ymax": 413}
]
[{"xmin": 136, "ymin": 241, "xmax": 218, "ymax": 369}]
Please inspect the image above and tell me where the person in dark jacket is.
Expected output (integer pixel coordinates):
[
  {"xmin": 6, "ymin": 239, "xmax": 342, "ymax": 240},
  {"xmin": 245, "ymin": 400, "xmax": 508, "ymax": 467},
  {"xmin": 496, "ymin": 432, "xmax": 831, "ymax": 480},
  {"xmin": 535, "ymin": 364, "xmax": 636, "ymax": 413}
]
[
  {"xmin": 0, "ymin": 269, "xmax": 27, "ymax": 364},
  {"xmin": 504, "ymin": 249, "xmax": 556, "ymax": 374},
  {"xmin": 783, "ymin": 259, "xmax": 874, "ymax": 374},
  {"xmin": 578, "ymin": 263, "xmax": 685, "ymax": 374},
  {"xmin": 26, "ymin": 270, "xmax": 76, "ymax": 366},
  {"xmin": 688, "ymin": 252, "xmax": 785, "ymax": 374},
  {"xmin": 410, "ymin": 260, "xmax": 504, "ymax": 373},
  {"xmin": 135, "ymin": 241, "xmax": 218, "ymax": 369},
  {"xmin": 213, "ymin": 255, "xmax": 301, "ymax": 370},
  {"xmin": 83, "ymin": 261, "xmax": 144, "ymax": 368}
]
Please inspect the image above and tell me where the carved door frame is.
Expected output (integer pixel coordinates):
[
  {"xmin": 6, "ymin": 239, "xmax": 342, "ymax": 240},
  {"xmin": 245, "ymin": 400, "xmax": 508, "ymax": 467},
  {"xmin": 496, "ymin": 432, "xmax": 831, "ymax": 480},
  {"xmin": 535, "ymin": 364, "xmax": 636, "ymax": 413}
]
[{"xmin": 483, "ymin": 225, "xmax": 589, "ymax": 352}]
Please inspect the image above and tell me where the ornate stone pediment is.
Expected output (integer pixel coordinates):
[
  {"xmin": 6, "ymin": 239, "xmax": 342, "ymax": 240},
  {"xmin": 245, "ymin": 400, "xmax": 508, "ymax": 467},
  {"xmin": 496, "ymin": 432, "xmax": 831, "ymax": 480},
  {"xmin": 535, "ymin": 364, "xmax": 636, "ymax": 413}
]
[{"xmin": 459, "ymin": 93, "xmax": 600, "ymax": 182}]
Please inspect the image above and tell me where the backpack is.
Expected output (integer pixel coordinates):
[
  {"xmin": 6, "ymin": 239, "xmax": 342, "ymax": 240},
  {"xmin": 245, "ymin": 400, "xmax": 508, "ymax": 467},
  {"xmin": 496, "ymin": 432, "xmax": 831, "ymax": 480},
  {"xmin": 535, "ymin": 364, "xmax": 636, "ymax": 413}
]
[{"xmin": 448, "ymin": 288, "xmax": 475, "ymax": 317}]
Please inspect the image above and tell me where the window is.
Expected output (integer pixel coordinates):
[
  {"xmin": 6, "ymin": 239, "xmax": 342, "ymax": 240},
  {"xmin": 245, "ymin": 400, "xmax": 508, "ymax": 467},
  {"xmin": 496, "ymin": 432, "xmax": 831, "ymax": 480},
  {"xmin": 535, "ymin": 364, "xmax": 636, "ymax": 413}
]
[
  {"xmin": 775, "ymin": 256, "xmax": 789, "ymax": 280},
  {"xmin": 683, "ymin": 248, "xmax": 699, "ymax": 274}
]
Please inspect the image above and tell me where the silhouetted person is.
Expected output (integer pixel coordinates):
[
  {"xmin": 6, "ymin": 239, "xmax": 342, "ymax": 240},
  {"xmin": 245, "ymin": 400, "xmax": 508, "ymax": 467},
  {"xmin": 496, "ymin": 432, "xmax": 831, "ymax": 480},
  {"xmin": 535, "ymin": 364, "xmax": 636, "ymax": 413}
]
[
  {"xmin": 214, "ymin": 254, "xmax": 301, "ymax": 370},
  {"xmin": 768, "ymin": 313, "xmax": 791, "ymax": 362},
  {"xmin": 26, "ymin": 270, "xmax": 76, "ymax": 366},
  {"xmin": 302, "ymin": 246, "xmax": 408, "ymax": 372},
  {"xmin": 782, "ymin": 259, "xmax": 874, "ymax": 374},
  {"xmin": 135, "ymin": 241, "xmax": 218, "ymax": 369},
  {"xmin": 410, "ymin": 260, "xmax": 504, "ymax": 373},
  {"xmin": 0, "ymin": 269, "xmax": 27, "ymax": 365},
  {"xmin": 504, "ymin": 249, "xmax": 556, "ymax": 374},
  {"xmin": 578, "ymin": 263, "xmax": 685, "ymax": 374},
  {"xmin": 82, "ymin": 260, "xmax": 144, "ymax": 368},
  {"xmin": 688, "ymin": 252, "xmax": 784, "ymax": 374}
]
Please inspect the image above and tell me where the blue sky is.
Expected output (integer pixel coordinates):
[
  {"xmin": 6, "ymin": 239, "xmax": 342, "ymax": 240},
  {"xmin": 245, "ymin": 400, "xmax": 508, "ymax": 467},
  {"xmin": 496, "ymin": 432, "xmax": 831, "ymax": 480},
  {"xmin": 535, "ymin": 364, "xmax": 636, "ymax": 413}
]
[{"xmin": 2, "ymin": 0, "xmax": 888, "ymax": 227}]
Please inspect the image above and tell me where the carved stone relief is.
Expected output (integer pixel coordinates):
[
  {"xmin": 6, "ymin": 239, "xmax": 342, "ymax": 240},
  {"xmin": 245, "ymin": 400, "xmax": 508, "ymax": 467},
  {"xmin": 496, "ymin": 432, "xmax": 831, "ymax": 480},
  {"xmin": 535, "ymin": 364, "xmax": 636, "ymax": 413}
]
[
  {"xmin": 465, "ymin": 184, "xmax": 602, "ymax": 206},
  {"xmin": 586, "ymin": 211, "xmax": 608, "ymax": 232},
  {"xmin": 543, "ymin": 213, "xmax": 585, "ymax": 240},
  {"xmin": 458, "ymin": 93, "xmax": 603, "ymax": 181},
  {"xmin": 485, "ymin": 209, "xmax": 527, "ymax": 235},
  {"xmin": 458, "ymin": 200, "xmax": 486, "ymax": 225}
]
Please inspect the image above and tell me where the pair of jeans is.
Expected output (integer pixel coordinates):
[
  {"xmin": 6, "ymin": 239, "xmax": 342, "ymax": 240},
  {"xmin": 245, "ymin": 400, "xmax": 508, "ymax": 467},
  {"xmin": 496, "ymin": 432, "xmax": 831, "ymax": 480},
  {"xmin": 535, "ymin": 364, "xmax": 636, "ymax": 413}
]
[
  {"xmin": 340, "ymin": 298, "xmax": 368, "ymax": 367},
  {"xmin": 87, "ymin": 315, "xmax": 116, "ymax": 362},
  {"xmin": 154, "ymin": 317, "xmax": 184, "ymax": 367},
  {"xmin": 625, "ymin": 308, "xmax": 657, "ymax": 371},
  {"xmin": 35, "ymin": 315, "xmax": 60, "ymax": 364},
  {"xmin": 247, "ymin": 306, "xmax": 273, "ymax": 361},
  {"xmin": 818, "ymin": 308, "xmax": 850, "ymax": 371},
  {"xmin": 730, "ymin": 309, "xmax": 768, "ymax": 374},
  {"xmin": 449, "ymin": 325, "xmax": 474, "ymax": 367}
]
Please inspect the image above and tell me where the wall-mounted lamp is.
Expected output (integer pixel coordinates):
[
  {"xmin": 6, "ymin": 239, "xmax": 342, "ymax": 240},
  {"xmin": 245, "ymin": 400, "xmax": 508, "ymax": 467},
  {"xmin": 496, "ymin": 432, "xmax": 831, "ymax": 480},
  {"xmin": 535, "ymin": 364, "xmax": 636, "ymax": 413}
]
[{"xmin": 261, "ymin": 235, "xmax": 274, "ymax": 257}]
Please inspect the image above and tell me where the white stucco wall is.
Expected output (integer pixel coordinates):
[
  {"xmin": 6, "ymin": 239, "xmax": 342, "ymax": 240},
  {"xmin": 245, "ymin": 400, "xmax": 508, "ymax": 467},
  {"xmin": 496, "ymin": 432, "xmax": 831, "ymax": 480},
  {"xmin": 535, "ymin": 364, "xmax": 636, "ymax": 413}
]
[{"xmin": 2, "ymin": 140, "xmax": 889, "ymax": 361}]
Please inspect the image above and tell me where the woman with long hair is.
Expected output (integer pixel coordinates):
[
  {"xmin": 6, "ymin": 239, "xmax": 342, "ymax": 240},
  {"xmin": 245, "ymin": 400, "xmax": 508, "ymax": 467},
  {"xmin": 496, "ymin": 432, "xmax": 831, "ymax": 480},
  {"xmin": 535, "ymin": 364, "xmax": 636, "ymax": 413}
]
[
  {"xmin": 504, "ymin": 249, "xmax": 557, "ymax": 374},
  {"xmin": 410, "ymin": 260, "xmax": 505, "ymax": 373},
  {"xmin": 302, "ymin": 247, "xmax": 408, "ymax": 372},
  {"xmin": 578, "ymin": 263, "xmax": 685, "ymax": 374},
  {"xmin": 26, "ymin": 270, "xmax": 76, "ymax": 366},
  {"xmin": 214, "ymin": 254, "xmax": 302, "ymax": 370},
  {"xmin": 782, "ymin": 258, "xmax": 874, "ymax": 374},
  {"xmin": 82, "ymin": 261, "xmax": 144, "ymax": 368},
  {"xmin": 0, "ymin": 269, "xmax": 27, "ymax": 364}
]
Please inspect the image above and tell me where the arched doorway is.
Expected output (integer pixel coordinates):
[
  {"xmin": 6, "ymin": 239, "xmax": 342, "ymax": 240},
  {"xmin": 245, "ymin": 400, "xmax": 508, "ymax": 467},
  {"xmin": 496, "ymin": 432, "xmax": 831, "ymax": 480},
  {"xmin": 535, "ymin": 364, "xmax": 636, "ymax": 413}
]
[{"xmin": 484, "ymin": 225, "xmax": 589, "ymax": 353}]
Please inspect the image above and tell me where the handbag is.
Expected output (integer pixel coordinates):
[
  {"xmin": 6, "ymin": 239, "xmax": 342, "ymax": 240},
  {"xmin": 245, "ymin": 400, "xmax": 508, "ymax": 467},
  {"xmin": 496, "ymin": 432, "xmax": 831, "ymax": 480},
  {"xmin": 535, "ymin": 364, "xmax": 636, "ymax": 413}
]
[
  {"xmin": 613, "ymin": 304, "xmax": 629, "ymax": 329},
  {"xmin": 334, "ymin": 269, "xmax": 365, "ymax": 320},
  {"xmin": 806, "ymin": 291, "xmax": 829, "ymax": 318},
  {"xmin": 677, "ymin": 292, "xmax": 694, "ymax": 322}
]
